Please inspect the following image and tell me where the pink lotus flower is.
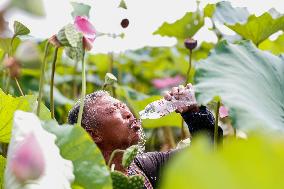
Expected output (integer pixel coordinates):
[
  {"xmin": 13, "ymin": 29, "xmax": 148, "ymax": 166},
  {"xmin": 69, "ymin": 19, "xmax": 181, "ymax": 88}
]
[
  {"xmin": 152, "ymin": 75, "xmax": 184, "ymax": 89},
  {"xmin": 219, "ymin": 105, "xmax": 229, "ymax": 118},
  {"xmin": 74, "ymin": 16, "xmax": 96, "ymax": 51},
  {"xmin": 11, "ymin": 133, "xmax": 45, "ymax": 182}
]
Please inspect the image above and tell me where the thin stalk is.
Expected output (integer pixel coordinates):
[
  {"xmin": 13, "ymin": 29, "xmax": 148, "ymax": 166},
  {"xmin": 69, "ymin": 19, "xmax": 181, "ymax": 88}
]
[
  {"xmin": 214, "ymin": 100, "xmax": 221, "ymax": 150},
  {"xmin": 50, "ymin": 47, "xmax": 59, "ymax": 119},
  {"xmin": 181, "ymin": 49, "xmax": 193, "ymax": 139},
  {"xmin": 4, "ymin": 75, "xmax": 10, "ymax": 93},
  {"xmin": 185, "ymin": 49, "xmax": 192, "ymax": 85},
  {"xmin": 109, "ymin": 52, "xmax": 114, "ymax": 73},
  {"xmin": 108, "ymin": 52, "xmax": 116, "ymax": 97},
  {"xmin": 107, "ymin": 149, "xmax": 124, "ymax": 168},
  {"xmin": 77, "ymin": 51, "xmax": 86, "ymax": 127},
  {"xmin": 9, "ymin": 36, "xmax": 15, "ymax": 57},
  {"xmin": 2, "ymin": 69, "xmax": 6, "ymax": 89},
  {"xmin": 163, "ymin": 127, "xmax": 176, "ymax": 149},
  {"xmin": 72, "ymin": 60, "xmax": 79, "ymax": 98},
  {"xmin": 37, "ymin": 42, "xmax": 50, "ymax": 116},
  {"xmin": 14, "ymin": 77, "xmax": 24, "ymax": 96},
  {"xmin": 5, "ymin": 36, "xmax": 15, "ymax": 94}
]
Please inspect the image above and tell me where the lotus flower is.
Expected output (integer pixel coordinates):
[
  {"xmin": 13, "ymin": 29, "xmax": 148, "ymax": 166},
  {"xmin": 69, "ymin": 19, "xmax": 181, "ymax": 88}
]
[
  {"xmin": 10, "ymin": 133, "xmax": 45, "ymax": 182},
  {"xmin": 5, "ymin": 111, "xmax": 74, "ymax": 189},
  {"xmin": 152, "ymin": 75, "xmax": 184, "ymax": 89},
  {"xmin": 74, "ymin": 16, "xmax": 96, "ymax": 51},
  {"xmin": 219, "ymin": 105, "xmax": 229, "ymax": 118}
]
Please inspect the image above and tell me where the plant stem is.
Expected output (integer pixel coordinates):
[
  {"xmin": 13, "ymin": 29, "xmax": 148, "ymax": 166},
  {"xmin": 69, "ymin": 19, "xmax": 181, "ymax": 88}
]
[
  {"xmin": 14, "ymin": 77, "xmax": 24, "ymax": 96},
  {"xmin": 185, "ymin": 49, "xmax": 192, "ymax": 85},
  {"xmin": 163, "ymin": 127, "xmax": 176, "ymax": 149},
  {"xmin": 4, "ymin": 73, "xmax": 10, "ymax": 93},
  {"xmin": 181, "ymin": 49, "xmax": 193, "ymax": 139},
  {"xmin": 108, "ymin": 52, "xmax": 117, "ymax": 98},
  {"xmin": 77, "ymin": 50, "xmax": 86, "ymax": 127},
  {"xmin": 214, "ymin": 100, "xmax": 221, "ymax": 150},
  {"xmin": 107, "ymin": 149, "xmax": 124, "ymax": 168},
  {"xmin": 72, "ymin": 60, "xmax": 79, "ymax": 98},
  {"xmin": 9, "ymin": 36, "xmax": 15, "ymax": 57},
  {"xmin": 37, "ymin": 42, "xmax": 50, "ymax": 116},
  {"xmin": 50, "ymin": 47, "xmax": 59, "ymax": 119}
]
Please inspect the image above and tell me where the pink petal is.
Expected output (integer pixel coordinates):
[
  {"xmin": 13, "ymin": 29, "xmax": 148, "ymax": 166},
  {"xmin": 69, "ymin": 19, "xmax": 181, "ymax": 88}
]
[
  {"xmin": 11, "ymin": 133, "xmax": 45, "ymax": 182},
  {"xmin": 152, "ymin": 75, "xmax": 184, "ymax": 89},
  {"xmin": 219, "ymin": 106, "xmax": 229, "ymax": 118},
  {"xmin": 74, "ymin": 16, "xmax": 96, "ymax": 39}
]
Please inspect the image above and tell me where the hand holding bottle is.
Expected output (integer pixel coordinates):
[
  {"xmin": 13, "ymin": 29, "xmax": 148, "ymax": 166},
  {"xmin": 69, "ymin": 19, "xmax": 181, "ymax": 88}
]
[
  {"xmin": 139, "ymin": 83, "xmax": 198, "ymax": 119},
  {"xmin": 163, "ymin": 83, "xmax": 198, "ymax": 113}
]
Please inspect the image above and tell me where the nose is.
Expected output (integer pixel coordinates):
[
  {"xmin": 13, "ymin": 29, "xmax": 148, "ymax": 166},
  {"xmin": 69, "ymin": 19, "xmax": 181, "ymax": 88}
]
[{"xmin": 122, "ymin": 108, "xmax": 133, "ymax": 120}]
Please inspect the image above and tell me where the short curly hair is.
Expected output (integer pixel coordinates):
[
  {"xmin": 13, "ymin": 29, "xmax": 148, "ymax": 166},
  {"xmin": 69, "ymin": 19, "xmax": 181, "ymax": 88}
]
[{"xmin": 67, "ymin": 90, "xmax": 110, "ymax": 130}]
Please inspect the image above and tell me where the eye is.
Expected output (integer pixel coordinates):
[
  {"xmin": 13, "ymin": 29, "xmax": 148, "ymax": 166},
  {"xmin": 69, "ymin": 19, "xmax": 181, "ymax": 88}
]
[{"xmin": 105, "ymin": 106, "xmax": 116, "ymax": 114}]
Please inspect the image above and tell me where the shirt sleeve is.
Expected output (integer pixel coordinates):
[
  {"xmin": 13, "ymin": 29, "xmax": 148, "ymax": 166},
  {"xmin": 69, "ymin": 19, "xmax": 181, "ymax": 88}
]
[{"xmin": 181, "ymin": 105, "xmax": 223, "ymax": 142}]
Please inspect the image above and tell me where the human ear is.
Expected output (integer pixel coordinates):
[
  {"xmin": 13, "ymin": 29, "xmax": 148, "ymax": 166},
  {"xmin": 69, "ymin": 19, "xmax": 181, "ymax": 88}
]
[
  {"xmin": 86, "ymin": 128, "xmax": 103, "ymax": 143},
  {"xmin": 92, "ymin": 129, "xmax": 103, "ymax": 144}
]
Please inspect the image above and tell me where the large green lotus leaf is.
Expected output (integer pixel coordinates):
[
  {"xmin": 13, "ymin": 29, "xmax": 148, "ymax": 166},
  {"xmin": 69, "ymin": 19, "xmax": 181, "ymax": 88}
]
[
  {"xmin": 212, "ymin": 1, "xmax": 249, "ymax": 25},
  {"xmin": 153, "ymin": 10, "xmax": 204, "ymax": 40},
  {"xmin": 227, "ymin": 9, "xmax": 284, "ymax": 45},
  {"xmin": 42, "ymin": 121, "xmax": 112, "ymax": 189},
  {"xmin": 194, "ymin": 40, "xmax": 284, "ymax": 131},
  {"xmin": 160, "ymin": 135, "xmax": 284, "ymax": 189},
  {"xmin": 0, "ymin": 89, "xmax": 50, "ymax": 143},
  {"xmin": 259, "ymin": 33, "xmax": 284, "ymax": 55},
  {"xmin": 0, "ymin": 155, "xmax": 5, "ymax": 189}
]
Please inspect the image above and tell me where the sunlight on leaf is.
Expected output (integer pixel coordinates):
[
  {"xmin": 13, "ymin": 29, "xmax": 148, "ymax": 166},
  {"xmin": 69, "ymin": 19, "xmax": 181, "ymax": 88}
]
[
  {"xmin": 227, "ymin": 9, "xmax": 284, "ymax": 45},
  {"xmin": 154, "ymin": 11, "xmax": 204, "ymax": 40},
  {"xmin": 259, "ymin": 33, "xmax": 284, "ymax": 55},
  {"xmin": 0, "ymin": 89, "xmax": 50, "ymax": 143}
]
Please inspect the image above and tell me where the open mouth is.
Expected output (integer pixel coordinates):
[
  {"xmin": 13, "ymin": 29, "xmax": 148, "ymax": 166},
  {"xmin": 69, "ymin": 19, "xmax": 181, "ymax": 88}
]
[{"xmin": 129, "ymin": 118, "xmax": 141, "ymax": 132}]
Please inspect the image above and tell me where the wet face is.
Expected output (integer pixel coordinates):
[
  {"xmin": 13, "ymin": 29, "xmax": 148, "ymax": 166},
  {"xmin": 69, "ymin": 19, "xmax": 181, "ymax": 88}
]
[{"xmin": 94, "ymin": 95, "xmax": 142, "ymax": 150}]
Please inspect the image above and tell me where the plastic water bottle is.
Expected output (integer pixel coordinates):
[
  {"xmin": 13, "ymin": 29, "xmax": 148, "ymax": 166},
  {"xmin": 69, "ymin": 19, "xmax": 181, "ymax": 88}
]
[{"xmin": 139, "ymin": 87, "xmax": 195, "ymax": 119}]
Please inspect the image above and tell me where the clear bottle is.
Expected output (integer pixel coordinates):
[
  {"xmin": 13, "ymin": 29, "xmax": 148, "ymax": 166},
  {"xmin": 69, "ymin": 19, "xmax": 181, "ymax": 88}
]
[{"xmin": 139, "ymin": 88, "xmax": 195, "ymax": 119}]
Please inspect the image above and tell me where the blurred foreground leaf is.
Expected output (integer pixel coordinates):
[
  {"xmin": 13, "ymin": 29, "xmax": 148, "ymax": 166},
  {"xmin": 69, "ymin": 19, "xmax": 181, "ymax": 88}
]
[
  {"xmin": 194, "ymin": 40, "xmax": 284, "ymax": 131},
  {"xmin": 0, "ymin": 155, "xmax": 5, "ymax": 189},
  {"xmin": 0, "ymin": 89, "xmax": 50, "ymax": 143},
  {"xmin": 43, "ymin": 122, "xmax": 112, "ymax": 189},
  {"xmin": 160, "ymin": 135, "xmax": 284, "ymax": 189}
]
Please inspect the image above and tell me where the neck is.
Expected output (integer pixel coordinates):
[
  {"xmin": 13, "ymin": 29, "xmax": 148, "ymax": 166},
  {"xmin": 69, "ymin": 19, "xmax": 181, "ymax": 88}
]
[{"xmin": 99, "ymin": 144, "xmax": 128, "ymax": 173}]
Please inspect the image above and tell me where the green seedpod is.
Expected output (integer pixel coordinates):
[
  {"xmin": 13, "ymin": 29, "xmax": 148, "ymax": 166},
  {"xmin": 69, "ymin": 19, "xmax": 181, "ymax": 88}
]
[
  {"xmin": 128, "ymin": 175, "xmax": 144, "ymax": 189},
  {"xmin": 111, "ymin": 171, "xmax": 144, "ymax": 189},
  {"xmin": 122, "ymin": 145, "xmax": 139, "ymax": 168},
  {"xmin": 111, "ymin": 171, "xmax": 129, "ymax": 189}
]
